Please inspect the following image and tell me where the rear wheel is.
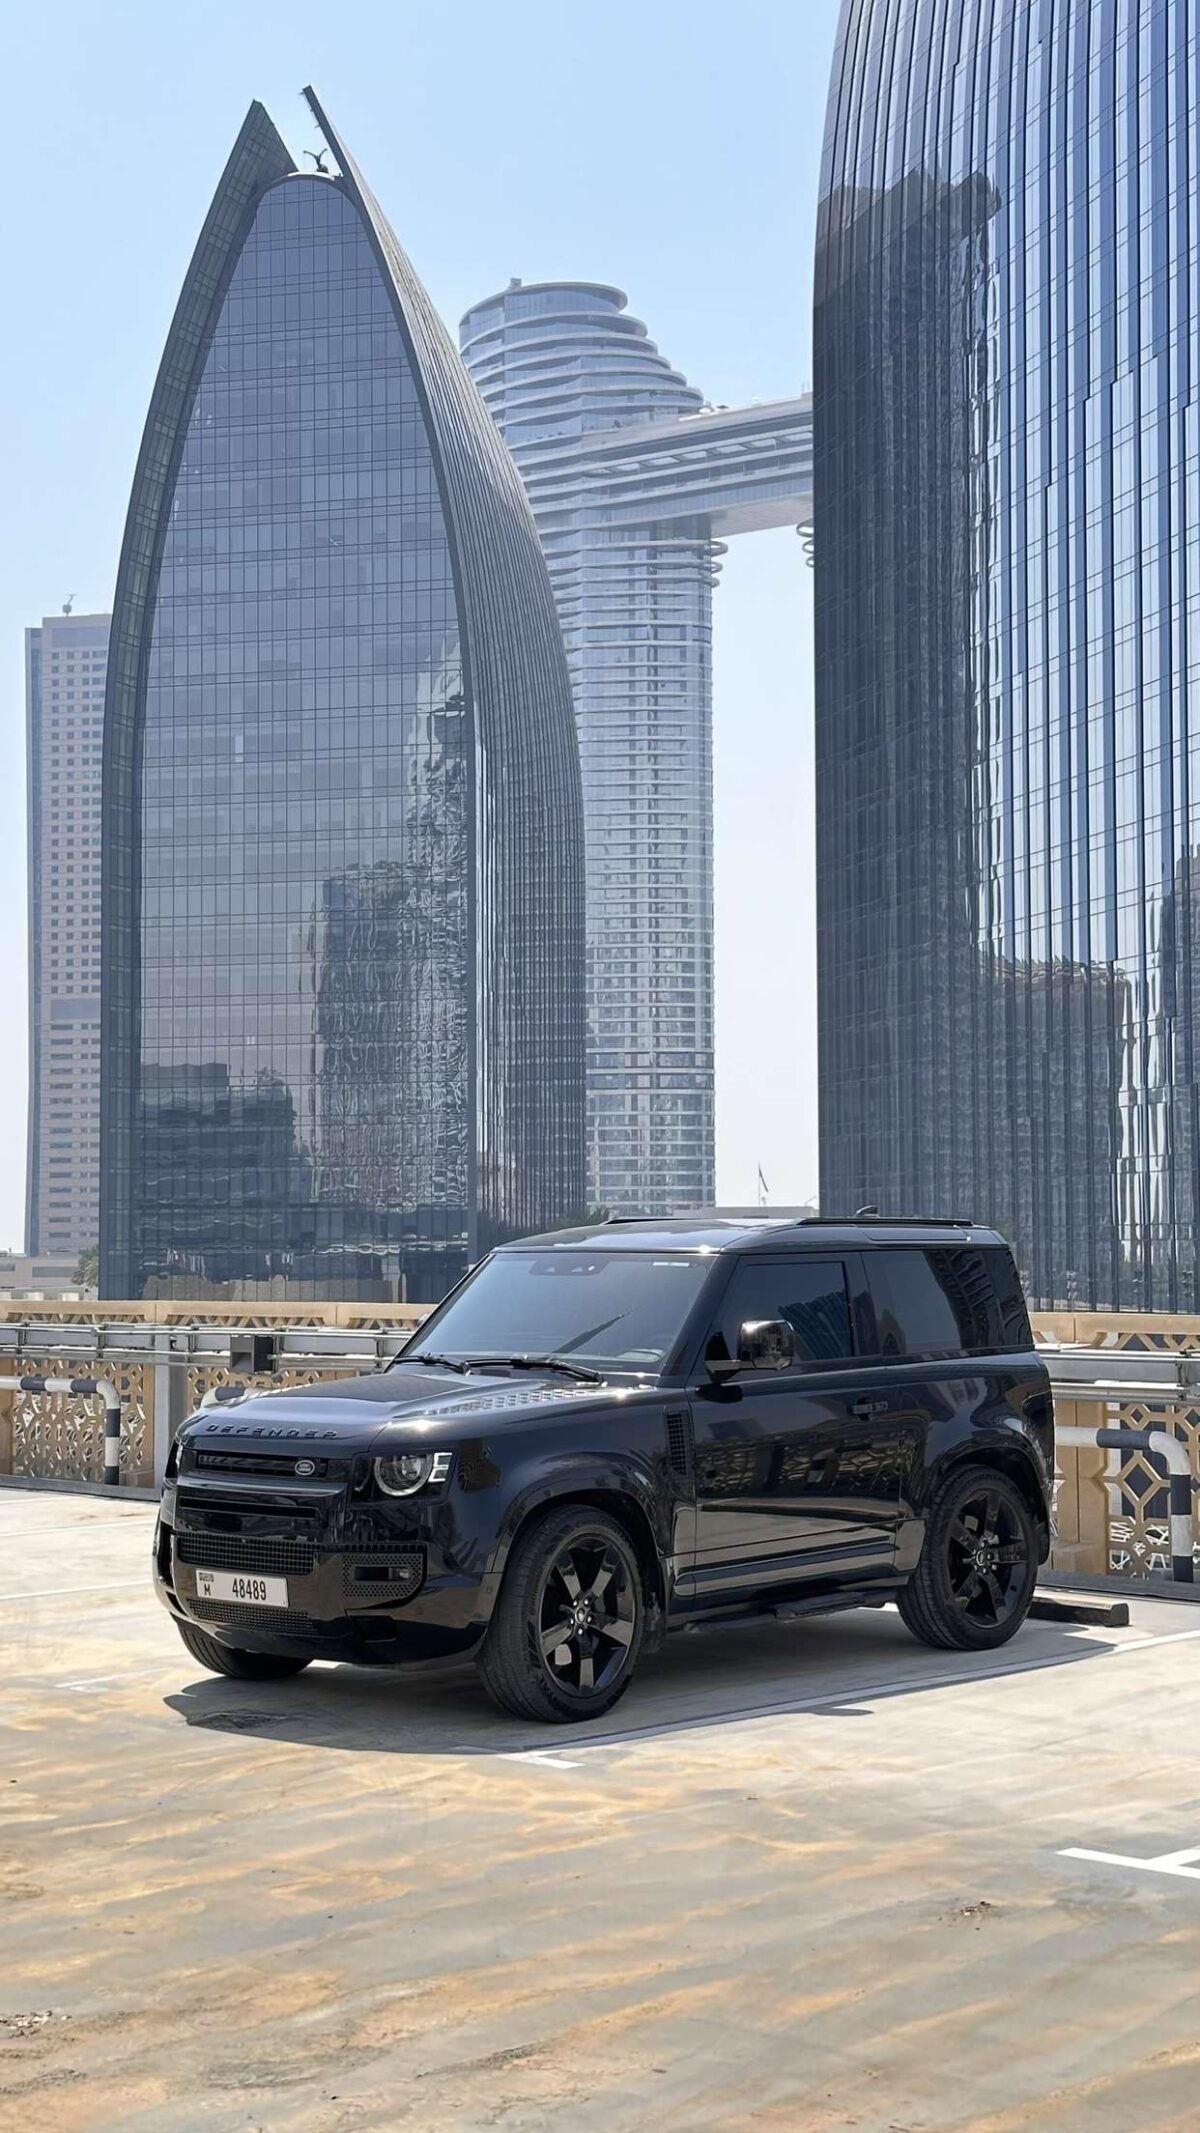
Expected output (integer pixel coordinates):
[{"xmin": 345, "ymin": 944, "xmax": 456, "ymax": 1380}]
[
  {"xmin": 898, "ymin": 1464, "xmax": 1037, "ymax": 1652},
  {"xmin": 478, "ymin": 1505, "xmax": 645, "ymax": 1723},
  {"xmin": 175, "ymin": 1617, "xmax": 312, "ymax": 1681}
]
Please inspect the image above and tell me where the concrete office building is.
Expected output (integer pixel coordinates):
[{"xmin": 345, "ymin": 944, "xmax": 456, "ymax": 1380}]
[
  {"xmin": 100, "ymin": 96, "xmax": 585, "ymax": 1302},
  {"xmin": 461, "ymin": 282, "xmax": 811, "ymax": 1215},
  {"xmin": 25, "ymin": 610, "xmax": 109, "ymax": 1265},
  {"xmin": 816, "ymin": 0, "xmax": 1200, "ymax": 1308}
]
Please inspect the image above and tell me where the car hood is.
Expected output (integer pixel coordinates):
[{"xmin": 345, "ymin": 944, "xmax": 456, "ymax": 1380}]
[{"xmin": 184, "ymin": 1364, "xmax": 620, "ymax": 1453}]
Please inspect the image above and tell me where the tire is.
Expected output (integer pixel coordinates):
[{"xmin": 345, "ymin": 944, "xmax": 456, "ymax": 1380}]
[
  {"xmin": 175, "ymin": 1617, "xmax": 312, "ymax": 1681},
  {"xmin": 897, "ymin": 1463, "xmax": 1038, "ymax": 1652},
  {"xmin": 478, "ymin": 1505, "xmax": 646, "ymax": 1723}
]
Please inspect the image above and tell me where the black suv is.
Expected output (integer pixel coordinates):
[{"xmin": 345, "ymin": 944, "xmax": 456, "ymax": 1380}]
[{"xmin": 154, "ymin": 1217, "xmax": 1054, "ymax": 1723}]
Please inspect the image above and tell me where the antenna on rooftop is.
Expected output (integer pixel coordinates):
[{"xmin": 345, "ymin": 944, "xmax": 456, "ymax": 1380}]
[{"xmin": 62, "ymin": 594, "xmax": 74, "ymax": 616}]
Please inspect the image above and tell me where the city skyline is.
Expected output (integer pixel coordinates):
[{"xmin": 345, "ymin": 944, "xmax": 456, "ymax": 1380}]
[
  {"xmin": 100, "ymin": 94, "xmax": 584, "ymax": 1299},
  {"xmin": 1, "ymin": 1, "xmax": 829, "ymax": 1248}
]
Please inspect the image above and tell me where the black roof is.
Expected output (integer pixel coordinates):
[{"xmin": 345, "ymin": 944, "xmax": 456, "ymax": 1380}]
[{"xmin": 507, "ymin": 1216, "xmax": 1007, "ymax": 1256}]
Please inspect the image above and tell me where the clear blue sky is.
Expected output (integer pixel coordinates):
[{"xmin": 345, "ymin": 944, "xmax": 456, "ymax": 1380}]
[{"xmin": 0, "ymin": 0, "xmax": 841, "ymax": 1245}]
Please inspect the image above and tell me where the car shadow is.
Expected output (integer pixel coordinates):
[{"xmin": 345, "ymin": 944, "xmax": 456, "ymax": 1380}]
[{"xmin": 161, "ymin": 1604, "xmax": 1142, "ymax": 1760}]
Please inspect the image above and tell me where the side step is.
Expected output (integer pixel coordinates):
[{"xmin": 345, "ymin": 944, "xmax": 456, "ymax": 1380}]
[
  {"xmin": 681, "ymin": 1586, "xmax": 900, "ymax": 1634},
  {"xmin": 772, "ymin": 1588, "xmax": 897, "ymax": 1621}
]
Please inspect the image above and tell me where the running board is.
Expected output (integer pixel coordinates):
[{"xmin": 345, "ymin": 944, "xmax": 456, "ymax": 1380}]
[
  {"xmin": 680, "ymin": 1586, "xmax": 901, "ymax": 1634},
  {"xmin": 771, "ymin": 1588, "xmax": 898, "ymax": 1621}
]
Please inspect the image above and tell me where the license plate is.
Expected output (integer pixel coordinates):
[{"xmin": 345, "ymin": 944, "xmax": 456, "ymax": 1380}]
[{"xmin": 193, "ymin": 1568, "xmax": 289, "ymax": 1608}]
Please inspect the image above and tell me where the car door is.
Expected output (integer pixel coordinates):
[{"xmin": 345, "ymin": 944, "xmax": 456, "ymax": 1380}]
[{"xmin": 688, "ymin": 1252, "xmax": 905, "ymax": 1582}]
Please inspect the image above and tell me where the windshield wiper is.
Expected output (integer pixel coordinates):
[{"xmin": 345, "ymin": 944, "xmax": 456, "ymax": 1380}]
[
  {"xmin": 470, "ymin": 1355, "xmax": 605, "ymax": 1385},
  {"xmin": 391, "ymin": 1351, "xmax": 472, "ymax": 1375}
]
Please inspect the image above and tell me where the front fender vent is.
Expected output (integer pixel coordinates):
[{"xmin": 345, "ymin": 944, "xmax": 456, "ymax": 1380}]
[{"xmin": 665, "ymin": 1406, "xmax": 693, "ymax": 1484}]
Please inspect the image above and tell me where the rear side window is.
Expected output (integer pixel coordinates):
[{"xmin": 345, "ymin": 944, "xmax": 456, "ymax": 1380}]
[
  {"xmin": 981, "ymin": 1247, "xmax": 1033, "ymax": 1346},
  {"xmin": 871, "ymin": 1247, "xmax": 1030, "ymax": 1358},
  {"xmin": 716, "ymin": 1257, "xmax": 854, "ymax": 1364}
]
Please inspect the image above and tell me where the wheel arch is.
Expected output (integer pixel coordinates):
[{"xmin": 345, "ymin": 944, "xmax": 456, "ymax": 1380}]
[
  {"xmin": 929, "ymin": 1440, "xmax": 1051, "ymax": 1560},
  {"xmin": 488, "ymin": 1486, "xmax": 667, "ymax": 1621}
]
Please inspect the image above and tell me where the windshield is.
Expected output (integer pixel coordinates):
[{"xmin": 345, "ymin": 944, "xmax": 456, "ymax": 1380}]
[{"xmin": 400, "ymin": 1249, "xmax": 713, "ymax": 1376}]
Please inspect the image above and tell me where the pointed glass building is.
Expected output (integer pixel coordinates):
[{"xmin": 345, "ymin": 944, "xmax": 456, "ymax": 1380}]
[{"xmin": 100, "ymin": 93, "xmax": 585, "ymax": 1301}]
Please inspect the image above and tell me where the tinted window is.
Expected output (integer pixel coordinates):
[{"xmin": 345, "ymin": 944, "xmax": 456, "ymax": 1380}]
[
  {"xmin": 402, "ymin": 1249, "xmax": 711, "ymax": 1375},
  {"xmin": 716, "ymin": 1257, "xmax": 854, "ymax": 1365},
  {"xmin": 982, "ymin": 1247, "xmax": 1033, "ymax": 1346},
  {"xmin": 871, "ymin": 1247, "xmax": 1027, "ymax": 1357}
]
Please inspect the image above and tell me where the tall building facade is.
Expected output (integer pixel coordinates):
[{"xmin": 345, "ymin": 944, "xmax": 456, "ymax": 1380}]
[
  {"xmin": 816, "ymin": 0, "xmax": 1200, "ymax": 1310},
  {"xmin": 100, "ymin": 95, "xmax": 585, "ymax": 1302},
  {"xmin": 461, "ymin": 282, "xmax": 812, "ymax": 1214},
  {"xmin": 25, "ymin": 610, "xmax": 109, "ymax": 1264}
]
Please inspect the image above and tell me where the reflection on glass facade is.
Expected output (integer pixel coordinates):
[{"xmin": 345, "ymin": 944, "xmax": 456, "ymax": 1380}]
[
  {"xmin": 816, "ymin": 0, "xmax": 1200, "ymax": 1309},
  {"xmin": 101, "ymin": 98, "xmax": 585, "ymax": 1301}
]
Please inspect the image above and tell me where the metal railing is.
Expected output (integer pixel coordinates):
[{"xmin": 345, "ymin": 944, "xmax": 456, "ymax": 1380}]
[
  {"xmin": 0, "ymin": 1307, "xmax": 425, "ymax": 1488},
  {"xmin": 1, "ymin": 1312, "xmax": 1198, "ymax": 1592}
]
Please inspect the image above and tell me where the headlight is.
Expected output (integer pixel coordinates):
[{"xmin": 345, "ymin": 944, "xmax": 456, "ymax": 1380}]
[{"xmin": 374, "ymin": 1449, "xmax": 452, "ymax": 1497}]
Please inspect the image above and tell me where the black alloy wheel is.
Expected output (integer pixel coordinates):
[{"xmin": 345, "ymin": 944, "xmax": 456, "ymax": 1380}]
[
  {"xmin": 897, "ymin": 1463, "xmax": 1038, "ymax": 1652},
  {"xmin": 535, "ymin": 1533, "xmax": 638, "ymax": 1702},
  {"xmin": 478, "ymin": 1504, "xmax": 646, "ymax": 1722},
  {"xmin": 945, "ymin": 1486, "xmax": 1028, "ymax": 1628}
]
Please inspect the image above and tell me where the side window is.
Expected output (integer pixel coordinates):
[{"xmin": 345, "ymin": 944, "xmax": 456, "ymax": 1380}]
[
  {"xmin": 982, "ymin": 1247, "xmax": 1033, "ymax": 1346},
  {"xmin": 715, "ymin": 1258, "xmax": 854, "ymax": 1366},
  {"xmin": 871, "ymin": 1247, "xmax": 1025, "ymax": 1357}
]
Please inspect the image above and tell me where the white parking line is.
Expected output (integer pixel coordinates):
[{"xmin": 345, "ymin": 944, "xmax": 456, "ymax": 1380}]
[
  {"xmin": 1061, "ymin": 1845, "xmax": 1200, "ymax": 1882},
  {"xmin": 500, "ymin": 1750, "xmax": 583, "ymax": 1771},
  {"xmin": 0, "ymin": 1578, "xmax": 145, "ymax": 1603}
]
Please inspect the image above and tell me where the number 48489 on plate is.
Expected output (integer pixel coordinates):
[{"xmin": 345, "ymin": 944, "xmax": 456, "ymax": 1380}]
[{"xmin": 194, "ymin": 1568, "xmax": 289, "ymax": 1608}]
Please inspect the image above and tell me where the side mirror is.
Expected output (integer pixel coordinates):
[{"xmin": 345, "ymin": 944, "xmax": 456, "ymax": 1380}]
[
  {"xmin": 736, "ymin": 1318, "xmax": 795, "ymax": 1372},
  {"xmin": 705, "ymin": 1319, "xmax": 797, "ymax": 1378}
]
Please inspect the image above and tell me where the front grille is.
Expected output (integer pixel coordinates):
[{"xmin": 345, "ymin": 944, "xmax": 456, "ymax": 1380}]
[
  {"xmin": 342, "ymin": 1550, "xmax": 425, "ymax": 1604},
  {"xmin": 191, "ymin": 1599, "xmax": 316, "ymax": 1636},
  {"xmin": 176, "ymin": 1533, "xmax": 315, "ymax": 1577},
  {"xmin": 176, "ymin": 1485, "xmax": 322, "ymax": 1520},
  {"xmin": 193, "ymin": 1450, "xmax": 333, "ymax": 1479}
]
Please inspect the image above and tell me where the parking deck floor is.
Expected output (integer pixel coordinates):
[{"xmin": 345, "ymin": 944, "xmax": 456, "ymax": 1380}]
[{"xmin": 3, "ymin": 1491, "xmax": 1200, "ymax": 2133}]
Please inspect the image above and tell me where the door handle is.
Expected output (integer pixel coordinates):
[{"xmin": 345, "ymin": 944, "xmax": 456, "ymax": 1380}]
[{"xmin": 852, "ymin": 1397, "xmax": 887, "ymax": 1418}]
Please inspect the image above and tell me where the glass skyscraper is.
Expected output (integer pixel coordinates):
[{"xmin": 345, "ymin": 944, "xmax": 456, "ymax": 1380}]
[
  {"xmin": 461, "ymin": 282, "xmax": 812, "ymax": 1215},
  {"xmin": 26, "ymin": 610, "xmax": 109, "ymax": 1266},
  {"xmin": 817, "ymin": 0, "xmax": 1200, "ymax": 1309},
  {"xmin": 100, "ymin": 95, "xmax": 585, "ymax": 1301}
]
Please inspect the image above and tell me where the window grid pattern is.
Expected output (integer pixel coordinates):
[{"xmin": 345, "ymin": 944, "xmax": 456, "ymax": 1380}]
[{"xmin": 816, "ymin": 0, "xmax": 1200, "ymax": 1309}]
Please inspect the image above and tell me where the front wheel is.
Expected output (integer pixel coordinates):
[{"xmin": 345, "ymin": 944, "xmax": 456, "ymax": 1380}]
[
  {"xmin": 898, "ymin": 1464, "xmax": 1038, "ymax": 1652},
  {"xmin": 478, "ymin": 1505, "xmax": 646, "ymax": 1723},
  {"xmin": 175, "ymin": 1617, "xmax": 312, "ymax": 1680}
]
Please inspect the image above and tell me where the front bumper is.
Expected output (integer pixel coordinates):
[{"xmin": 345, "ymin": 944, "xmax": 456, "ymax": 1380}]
[{"xmin": 154, "ymin": 1482, "xmax": 488, "ymax": 1664}]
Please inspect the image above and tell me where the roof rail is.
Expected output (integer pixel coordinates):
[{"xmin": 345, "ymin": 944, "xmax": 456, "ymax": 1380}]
[{"xmin": 799, "ymin": 1212, "xmax": 978, "ymax": 1228}]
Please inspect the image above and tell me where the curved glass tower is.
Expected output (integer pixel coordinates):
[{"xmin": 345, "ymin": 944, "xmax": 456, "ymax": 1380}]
[
  {"xmin": 817, "ymin": 0, "xmax": 1200, "ymax": 1309},
  {"xmin": 461, "ymin": 282, "xmax": 713, "ymax": 1214},
  {"xmin": 100, "ymin": 96, "xmax": 585, "ymax": 1301}
]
